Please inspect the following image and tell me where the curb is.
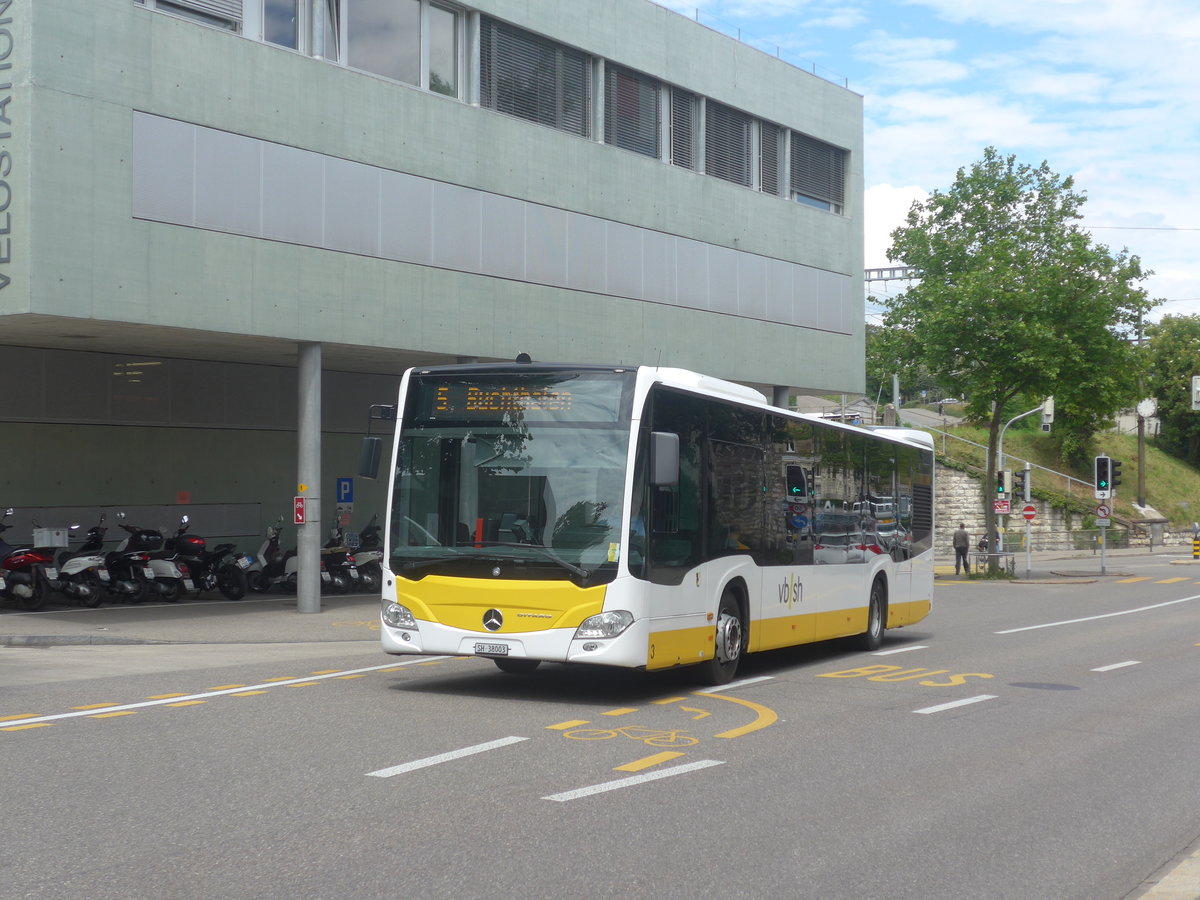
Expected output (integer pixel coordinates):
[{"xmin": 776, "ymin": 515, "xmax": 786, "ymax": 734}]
[{"xmin": 1, "ymin": 634, "xmax": 161, "ymax": 647}]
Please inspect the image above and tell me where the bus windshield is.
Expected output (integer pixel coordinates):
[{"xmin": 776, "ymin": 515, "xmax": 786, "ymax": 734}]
[{"xmin": 389, "ymin": 370, "xmax": 634, "ymax": 585}]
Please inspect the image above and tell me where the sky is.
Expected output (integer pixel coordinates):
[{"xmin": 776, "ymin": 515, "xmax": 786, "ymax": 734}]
[{"xmin": 651, "ymin": 0, "xmax": 1199, "ymax": 325}]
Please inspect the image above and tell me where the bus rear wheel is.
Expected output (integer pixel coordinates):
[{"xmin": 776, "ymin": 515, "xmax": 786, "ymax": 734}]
[
  {"xmin": 700, "ymin": 588, "xmax": 744, "ymax": 686},
  {"xmin": 859, "ymin": 577, "xmax": 887, "ymax": 651}
]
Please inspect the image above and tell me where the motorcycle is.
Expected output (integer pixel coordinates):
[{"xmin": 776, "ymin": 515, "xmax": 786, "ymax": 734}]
[
  {"xmin": 52, "ymin": 522, "xmax": 109, "ymax": 608},
  {"xmin": 0, "ymin": 508, "xmax": 55, "ymax": 611},
  {"xmin": 350, "ymin": 513, "xmax": 383, "ymax": 593},
  {"xmin": 146, "ymin": 517, "xmax": 197, "ymax": 602},
  {"xmin": 106, "ymin": 514, "xmax": 168, "ymax": 602},
  {"xmin": 170, "ymin": 517, "xmax": 251, "ymax": 600},
  {"xmin": 321, "ymin": 525, "xmax": 360, "ymax": 595}
]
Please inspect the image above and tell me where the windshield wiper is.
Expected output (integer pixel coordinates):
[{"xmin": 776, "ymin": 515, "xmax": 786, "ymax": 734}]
[{"xmin": 471, "ymin": 541, "xmax": 591, "ymax": 579}]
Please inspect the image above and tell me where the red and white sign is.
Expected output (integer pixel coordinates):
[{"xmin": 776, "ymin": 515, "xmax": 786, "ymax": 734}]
[
  {"xmin": 294, "ymin": 495, "xmax": 307, "ymax": 525},
  {"xmin": 994, "ymin": 499, "xmax": 1011, "ymax": 514},
  {"xmin": 1095, "ymin": 504, "xmax": 1110, "ymax": 519},
  {"xmin": 1022, "ymin": 504, "xmax": 1037, "ymax": 521}
]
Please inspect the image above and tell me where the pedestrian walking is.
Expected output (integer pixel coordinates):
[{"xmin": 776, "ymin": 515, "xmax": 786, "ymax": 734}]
[{"xmin": 953, "ymin": 522, "xmax": 970, "ymax": 575}]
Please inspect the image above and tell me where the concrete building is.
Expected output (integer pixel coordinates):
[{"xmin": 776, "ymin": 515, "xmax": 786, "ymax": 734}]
[{"xmin": 0, "ymin": 0, "xmax": 863, "ymax": 547}]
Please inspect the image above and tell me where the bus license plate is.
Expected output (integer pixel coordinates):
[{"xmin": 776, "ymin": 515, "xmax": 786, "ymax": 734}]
[{"xmin": 475, "ymin": 642, "xmax": 509, "ymax": 657}]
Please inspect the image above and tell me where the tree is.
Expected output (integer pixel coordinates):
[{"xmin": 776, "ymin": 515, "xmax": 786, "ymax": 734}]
[
  {"xmin": 877, "ymin": 148, "xmax": 1153, "ymax": 570},
  {"xmin": 1145, "ymin": 315, "xmax": 1200, "ymax": 464}
]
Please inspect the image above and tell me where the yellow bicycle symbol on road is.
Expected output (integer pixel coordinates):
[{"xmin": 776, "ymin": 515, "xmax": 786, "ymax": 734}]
[{"xmin": 562, "ymin": 725, "xmax": 699, "ymax": 748}]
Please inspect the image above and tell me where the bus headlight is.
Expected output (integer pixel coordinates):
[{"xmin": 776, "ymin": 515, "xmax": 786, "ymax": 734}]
[
  {"xmin": 574, "ymin": 610, "xmax": 634, "ymax": 640},
  {"xmin": 382, "ymin": 600, "xmax": 417, "ymax": 629}
]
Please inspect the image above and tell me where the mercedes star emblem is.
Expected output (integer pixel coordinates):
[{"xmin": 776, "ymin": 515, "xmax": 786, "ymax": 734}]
[{"xmin": 483, "ymin": 609, "xmax": 503, "ymax": 631}]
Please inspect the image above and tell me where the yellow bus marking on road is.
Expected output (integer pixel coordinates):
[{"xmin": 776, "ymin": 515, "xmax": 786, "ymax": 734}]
[
  {"xmin": 1117, "ymin": 577, "xmax": 1151, "ymax": 583},
  {"xmin": 336, "ymin": 673, "xmax": 368, "ymax": 680},
  {"xmin": 680, "ymin": 706, "xmax": 711, "ymax": 720},
  {"xmin": 90, "ymin": 711, "xmax": 137, "ymax": 719},
  {"xmin": 232, "ymin": 690, "xmax": 269, "ymax": 697},
  {"xmin": 73, "ymin": 703, "xmax": 119, "ymax": 710},
  {"xmin": 0, "ymin": 714, "xmax": 42, "ymax": 721},
  {"xmin": 695, "ymin": 692, "xmax": 778, "ymax": 739},
  {"xmin": 262, "ymin": 677, "xmax": 296, "ymax": 683},
  {"xmin": 146, "ymin": 693, "xmax": 188, "ymax": 700},
  {"xmin": 602, "ymin": 708, "xmax": 637, "ymax": 717},
  {"xmin": 286, "ymin": 682, "xmax": 320, "ymax": 688},
  {"xmin": 1156, "ymin": 577, "xmax": 1190, "ymax": 584},
  {"xmin": 2, "ymin": 722, "xmax": 53, "ymax": 731},
  {"xmin": 311, "ymin": 669, "xmax": 341, "ymax": 675},
  {"xmin": 616, "ymin": 751, "xmax": 685, "ymax": 772},
  {"xmin": 546, "ymin": 720, "xmax": 590, "ymax": 731},
  {"xmin": 167, "ymin": 701, "xmax": 207, "ymax": 707},
  {"xmin": 207, "ymin": 684, "xmax": 246, "ymax": 691},
  {"xmin": 652, "ymin": 697, "xmax": 687, "ymax": 705}
]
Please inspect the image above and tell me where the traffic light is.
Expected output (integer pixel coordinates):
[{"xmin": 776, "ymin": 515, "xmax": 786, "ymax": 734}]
[
  {"xmin": 785, "ymin": 464, "xmax": 807, "ymax": 498},
  {"xmin": 996, "ymin": 469, "xmax": 1012, "ymax": 495},
  {"xmin": 1094, "ymin": 455, "xmax": 1112, "ymax": 499},
  {"xmin": 1110, "ymin": 459, "xmax": 1123, "ymax": 492},
  {"xmin": 1013, "ymin": 469, "xmax": 1027, "ymax": 496}
]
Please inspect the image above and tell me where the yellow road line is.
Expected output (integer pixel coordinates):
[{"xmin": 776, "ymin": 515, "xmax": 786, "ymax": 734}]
[
  {"xmin": 652, "ymin": 696, "xmax": 687, "ymax": 705},
  {"xmin": 1156, "ymin": 577, "xmax": 1189, "ymax": 584},
  {"xmin": 146, "ymin": 693, "xmax": 189, "ymax": 700},
  {"xmin": 546, "ymin": 719, "xmax": 589, "ymax": 731},
  {"xmin": 601, "ymin": 707, "xmax": 638, "ymax": 717},
  {"xmin": 2, "ymin": 722, "xmax": 53, "ymax": 731},
  {"xmin": 695, "ymin": 691, "xmax": 778, "ymax": 739},
  {"xmin": 261, "ymin": 677, "xmax": 296, "ymax": 683},
  {"xmin": 90, "ymin": 711, "xmax": 137, "ymax": 719},
  {"xmin": 336, "ymin": 673, "xmax": 368, "ymax": 680},
  {"xmin": 207, "ymin": 684, "xmax": 246, "ymax": 691},
  {"xmin": 615, "ymin": 751, "xmax": 685, "ymax": 772},
  {"xmin": 166, "ymin": 700, "xmax": 207, "ymax": 708},
  {"xmin": 286, "ymin": 682, "xmax": 320, "ymax": 688},
  {"xmin": 1117, "ymin": 577, "xmax": 1152, "ymax": 583},
  {"xmin": 72, "ymin": 703, "xmax": 119, "ymax": 710},
  {"xmin": 231, "ymin": 690, "xmax": 269, "ymax": 697},
  {"xmin": 311, "ymin": 669, "xmax": 341, "ymax": 675},
  {"xmin": 0, "ymin": 714, "xmax": 42, "ymax": 722}
]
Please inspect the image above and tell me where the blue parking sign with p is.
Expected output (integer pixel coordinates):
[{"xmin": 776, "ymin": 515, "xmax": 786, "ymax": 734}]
[{"xmin": 336, "ymin": 477, "xmax": 354, "ymax": 503}]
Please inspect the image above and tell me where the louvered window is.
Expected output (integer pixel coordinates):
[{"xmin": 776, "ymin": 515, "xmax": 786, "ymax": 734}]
[
  {"xmin": 790, "ymin": 132, "xmax": 846, "ymax": 212},
  {"xmin": 670, "ymin": 89, "xmax": 696, "ymax": 169},
  {"xmin": 760, "ymin": 121, "xmax": 782, "ymax": 196},
  {"xmin": 605, "ymin": 66, "xmax": 661, "ymax": 158},
  {"xmin": 154, "ymin": 0, "xmax": 242, "ymax": 30},
  {"xmin": 480, "ymin": 17, "xmax": 591, "ymax": 138},
  {"xmin": 705, "ymin": 101, "xmax": 752, "ymax": 187}
]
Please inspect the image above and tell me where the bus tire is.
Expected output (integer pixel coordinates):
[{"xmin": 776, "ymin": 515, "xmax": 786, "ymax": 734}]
[
  {"xmin": 699, "ymin": 587, "xmax": 744, "ymax": 686},
  {"xmin": 494, "ymin": 658, "xmax": 540, "ymax": 674},
  {"xmin": 859, "ymin": 576, "xmax": 887, "ymax": 651}
]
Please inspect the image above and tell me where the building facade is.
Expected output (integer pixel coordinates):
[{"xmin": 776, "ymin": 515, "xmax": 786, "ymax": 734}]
[{"xmin": 0, "ymin": 0, "xmax": 863, "ymax": 543}]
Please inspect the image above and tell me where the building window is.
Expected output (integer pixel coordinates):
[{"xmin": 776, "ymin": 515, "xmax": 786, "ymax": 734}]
[
  {"xmin": 760, "ymin": 121, "xmax": 782, "ymax": 196},
  {"xmin": 604, "ymin": 65, "xmax": 661, "ymax": 158},
  {"xmin": 427, "ymin": 3, "xmax": 459, "ymax": 97},
  {"xmin": 705, "ymin": 101, "xmax": 752, "ymax": 187},
  {"xmin": 669, "ymin": 89, "xmax": 696, "ymax": 170},
  {"xmin": 480, "ymin": 17, "xmax": 592, "ymax": 138},
  {"xmin": 791, "ymin": 132, "xmax": 846, "ymax": 213},
  {"xmin": 264, "ymin": 0, "xmax": 300, "ymax": 49},
  {"xmin": 148, "ymin": 0, "xmax": 242, "ymax": 31},
  {"xmin": 346, "ymin": 0, "xmax": 422, "ymax": 86}
]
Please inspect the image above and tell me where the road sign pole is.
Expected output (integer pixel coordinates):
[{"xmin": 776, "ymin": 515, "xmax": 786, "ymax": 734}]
[{"xmin": 1024, "ymin": 465, "xmax": 1032, "ymax": 578}]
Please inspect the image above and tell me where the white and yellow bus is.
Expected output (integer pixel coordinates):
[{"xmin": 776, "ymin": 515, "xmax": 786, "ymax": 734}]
[{"xmin": 374, "ymin": 362, "xmax": 934, "ymax": 684}]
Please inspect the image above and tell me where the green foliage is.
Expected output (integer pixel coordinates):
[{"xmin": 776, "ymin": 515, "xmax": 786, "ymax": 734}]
[
  {"xmin": 1145, "ymin": 315, "xmax": 1200, "ymax": 465},
  {"xmin": 877, "ymin": 147, "xmax": 1155, "ymax": 561}
]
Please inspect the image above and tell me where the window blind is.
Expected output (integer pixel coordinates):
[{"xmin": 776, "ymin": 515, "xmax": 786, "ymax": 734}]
[
  {"xmin": 790, "ymin": 132, "xmax": 846, "ymax": 209},
  {"xmin": 760, "ymin": 121, "xmax": 781, "ymax": 196},
  {"xmin": 705, "ymin": 101, "xmax": 751, "ymax": 187},
  {"xmin": 158, "ymin": 0, "xmax": 243, "ymax": 28},
  {"xmin": 670, "ymin": 89, "xmax": 696, "ymax": 169},
  {"xmin": 604, "ymin": 65, "xmax": 661, "ymax": 158},
  {"xmin": 480, "ymin": 17, "xmax": 591, "ymax": 138}
]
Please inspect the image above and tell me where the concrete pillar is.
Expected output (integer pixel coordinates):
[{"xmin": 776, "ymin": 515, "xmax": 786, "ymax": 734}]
[
  {"xmin": 297, "ymin": 342, "xmax": 322, "ymax": 614},
  {"xmin": 771, "ymin": 385, "xmax": 789, "ymax": 409}
]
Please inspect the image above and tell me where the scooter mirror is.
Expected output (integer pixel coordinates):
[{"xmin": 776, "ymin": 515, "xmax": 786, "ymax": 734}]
[
  {"xmin": 116, "ymin": 512, "xmax": 126, "ymax": 520},
  {"xmin": 69, "ymin": 523, "xmax": 80, "ymax": 530},
  {"xmin": 181, "ymin": 515, "xmax": 190, "ymax": 525},
  {"xmin": 4, "ymin": 508, "xmax": 12, "ymax": 516}
]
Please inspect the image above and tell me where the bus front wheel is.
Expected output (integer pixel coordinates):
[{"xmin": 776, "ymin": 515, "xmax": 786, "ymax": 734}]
[
  {"xmin": 859, "ymin": 577, "xmax": 887, "ymax": 651},
  {"xmin": 700, "ymin": 588, "xmax": 744, "ymax": 686}
]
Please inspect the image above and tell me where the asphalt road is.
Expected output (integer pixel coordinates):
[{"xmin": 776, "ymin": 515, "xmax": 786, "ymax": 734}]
[{"xmin": 4, "ymin": 564, "xmax": 1200, "ymax": 899}]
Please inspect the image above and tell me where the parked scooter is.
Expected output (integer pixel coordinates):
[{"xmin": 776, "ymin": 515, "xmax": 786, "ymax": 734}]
[
  {"xmin": 107, "ymin": 515, "xmax": 168, "ymax": 602},
  {"xmin": 246, "ymin": 519, "xmax": 297, "ymax": 593},
  {"xmin": 146, "ymin": 517, "xmax": 196, "ymax": 602},
  {"xmin": 0, "ymin": 508, "xmax": 55, "ymax": 611},
  {"xmin": 52, "ymin": 522, "xmax": 109, "ymax": 608},
  {"xmin": 322, "ymin": 525, "xmax": 360, "ymax": 594},
  {"xmin": 73, "ymin": 513, "xmax": 148, "ymax": 603},
  {"xmin": 350, "ymin": 514, "xmax": 383, "ymax": 593},
  {"xmin": 169, "ymin": 517, "xmax": 251, "ymax": 600}
]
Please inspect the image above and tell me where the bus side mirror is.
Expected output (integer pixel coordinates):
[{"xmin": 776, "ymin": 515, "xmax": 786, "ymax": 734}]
[
  {"xmin": 359, "ymin": 437, "xmax": 383, "ymax": 480},
  {"xmin": 650, "ymin": 432, "xmax": 679, "ymax": 486}
]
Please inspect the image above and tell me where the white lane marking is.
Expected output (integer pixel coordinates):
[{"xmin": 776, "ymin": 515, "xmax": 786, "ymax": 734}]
[
  {"xmin": 913, "ymin": 695, "xmax": 998, "ymax": 715},
  {"xmin": 1092, "ymin": 660, "xmax": 1141, "ymax": 672},
  {"xmin": 0, "ymin": 658, "xmax": 447, "ymax": 729},
  {"xmin": 699, "ymin": 676, "xmax": 774, "ymax": 693},
  {"xmin": 542, "ymin": 760, "xmax": 725, "ymax": 802},
  {"xmin": 874, "ymin": 645, "xmax": 929, "ymax": 656},
  {"xmin": 996, "ymin": 595, "xmax": 1200, "ymax": 634},
  {"xmin": 366, "ymin": 736, "xmax": 528, "ymax": 778}
]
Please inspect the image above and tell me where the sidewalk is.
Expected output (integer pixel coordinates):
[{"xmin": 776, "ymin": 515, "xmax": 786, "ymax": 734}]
[
  {"xmin": 0, "ymin": 592, "xmax": 383, "ymax": 647},
  {"xmin": 934, "ymin": 544, "xmax": 1200, "ymax": 582}
]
